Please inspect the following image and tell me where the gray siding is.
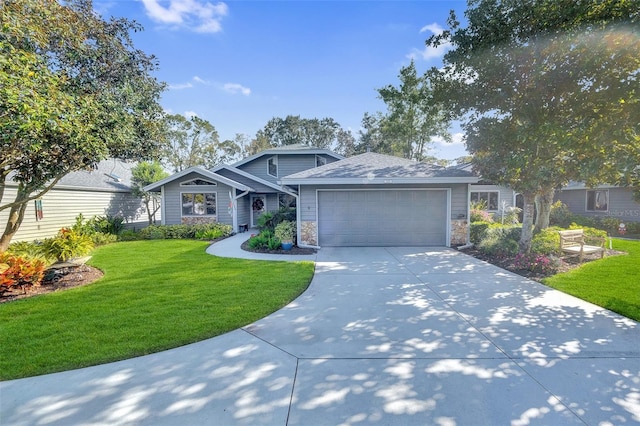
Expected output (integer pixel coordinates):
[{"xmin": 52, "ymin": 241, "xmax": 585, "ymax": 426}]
[
  {"xmin": 215, "ymin": 169, "xmax": 278, "ymax": 193},
  {"xmin": 0, "ymin": 185, "xmax": 147, "ymax": 243},
  {"xmin": 237, "ymin": 154, "xmax": 339, "ymax": 184},
  {"xmin": 556, "ymin": 187, "xmax": 640, "ymax": 222},
  {"xmin": 162, "ymin": 172, "xmax": 233, "ymax": 225},
  {"xmin": 237, "ymin": 196, "xmax": 250, "ymax": 227},
  {"xmin": 299, "ymin": 183, "xmax": 468, "ymax": 222}
]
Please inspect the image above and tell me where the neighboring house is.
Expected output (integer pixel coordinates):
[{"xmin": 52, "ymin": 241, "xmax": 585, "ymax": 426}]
[
  {"xmin": 556, "ymin": 182, "xmax": 640, "ymax": 223},
  {"xmin": 0, "ymin": 159, "xmax": 150, "ymax": 243},
  {"xmin": 147, "ymin": 147, "xmax": 479, "ymax": 247}
]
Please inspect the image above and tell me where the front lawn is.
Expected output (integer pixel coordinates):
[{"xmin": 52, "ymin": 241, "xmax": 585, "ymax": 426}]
[
  {"xmin": 0, "ymin": 240, "xmax": 314, "ymax": 380},
  {"xmin": 543, "ymin": 238, "xmax": 640, "ymax": 321}
]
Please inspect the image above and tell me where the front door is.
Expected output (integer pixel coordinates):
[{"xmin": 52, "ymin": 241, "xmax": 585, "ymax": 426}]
[{"xmin": 251, "ymin": 194, "xmax": 267, "ymax": 227}]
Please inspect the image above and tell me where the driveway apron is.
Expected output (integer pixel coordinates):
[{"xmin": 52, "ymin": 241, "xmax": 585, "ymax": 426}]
[{"xmin": 1, "ymin": 247, "xmax": 639, "ymax": 425}]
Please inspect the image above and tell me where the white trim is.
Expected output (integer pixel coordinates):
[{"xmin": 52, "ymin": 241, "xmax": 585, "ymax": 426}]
[
  {"xmin": 231, "ymin": 189, "xmax": 238, "ymax": 232},
  {"xmin": 250, "ymin": 194, "xmax": 267, "ymax": 227},
  {"xmin": 470, "ymin": 190, "xmax": 500, "ymax": 212},
  {"xmin": 180, "ymin": 178, "xmax": 217, "ymax": 186},
  {"xmin": 314, "ymin": 188, "xmax": 452, "ymax": 247},
  {"xmin": 267, "ymin": 156, "xmax": 278, "ymax": 178},
  {"xmin": 585, "ymin": 189, "xmax": 610, "ymax": 213},
  {"xmin": 180, "ymin": 190, "xmax": 217, "ymax": 218},
  {"xmin": 143, "ymin": 166, "xmax": 252, "ymax": 192}
]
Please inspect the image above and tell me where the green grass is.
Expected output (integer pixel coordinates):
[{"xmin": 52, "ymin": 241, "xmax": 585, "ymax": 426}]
[
  {"xmin": 543, "ymin": 239, "xmax": 640, "ymax": 321},
  {"xmin": 0, "ymin": 240, "xmax": 314, "ymax": 380}
]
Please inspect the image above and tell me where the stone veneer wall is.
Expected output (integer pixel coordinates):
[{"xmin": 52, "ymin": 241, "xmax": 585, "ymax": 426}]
[
  {"xmin": 181, "ymin": 216, "xmax": 217, "ymax": 225},
  {"xmin": 450, "ymin": 220, "xmax": 469, "ymax": 245},
  {"xmin": 300, "ymin": 221, "xmax": 318, "ymax": 246}
]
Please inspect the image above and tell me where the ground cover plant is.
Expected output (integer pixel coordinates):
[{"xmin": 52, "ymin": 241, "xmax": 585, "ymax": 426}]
[
  {"xmin": 543, "ymin": 238, "xmax": 640, "ymax": 322},
  {"xmin": 0, "ymin": 239, "xmax": 314, "ymax": 380}
]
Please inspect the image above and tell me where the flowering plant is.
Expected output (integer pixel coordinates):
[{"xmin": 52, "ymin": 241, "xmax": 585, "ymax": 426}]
[{"xmin": 513, "ymin": 253, "xmax": 560, "ymax": 275}]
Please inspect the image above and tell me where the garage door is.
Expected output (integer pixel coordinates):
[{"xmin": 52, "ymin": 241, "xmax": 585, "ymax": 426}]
[{"xmin": 318, "ymin": 190, "xmax": 448, "ymax": 246}]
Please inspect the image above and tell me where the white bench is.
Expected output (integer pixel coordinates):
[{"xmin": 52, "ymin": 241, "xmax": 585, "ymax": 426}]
[{"xmin": 558, "ymin": 229, "xmax": 606, "ymax": 262}]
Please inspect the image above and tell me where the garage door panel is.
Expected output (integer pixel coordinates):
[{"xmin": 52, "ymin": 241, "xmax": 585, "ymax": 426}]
[{"xmin": 318, "ymin": 190, "xmax": 447, "ymax": 247}]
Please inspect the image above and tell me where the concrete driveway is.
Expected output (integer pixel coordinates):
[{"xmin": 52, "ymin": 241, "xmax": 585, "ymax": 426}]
[{"xmin": 1, "ymin": 247, "xmax": 639, "ymax": 425}]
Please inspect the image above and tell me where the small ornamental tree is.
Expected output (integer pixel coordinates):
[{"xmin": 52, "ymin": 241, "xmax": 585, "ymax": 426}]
[{"xmin": 131, "ymin": 162, "xmax": 169, "ymax": 225}]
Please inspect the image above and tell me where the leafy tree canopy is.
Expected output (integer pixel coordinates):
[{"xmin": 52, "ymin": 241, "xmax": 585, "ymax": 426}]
[
  {"xmin": 161, "ymin": 114, "xmax": 222, "ymax": 172},
  {"xmin": 248, "ymin": 115, "xmax": 355, "ymax": 156},
  {"xmin": 425, "ymin": 0, "xmax": 640, "ymax": 251},
  {"xmin": 0, "ymin": 0, "xmax": 165, "ymax": 250}
]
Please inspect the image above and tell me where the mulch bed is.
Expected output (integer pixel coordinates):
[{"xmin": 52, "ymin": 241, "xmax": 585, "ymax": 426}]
[
  {"xmin": 240, "ymin": 240, "xmax": 317, "ymax": 255},
  {"xmin": 458, "ymin": 246, "xmax": 624, "ymax": 282},
  {"xmin": 1, "ymin": 264, "xmax": 104, "ymax": 304}
]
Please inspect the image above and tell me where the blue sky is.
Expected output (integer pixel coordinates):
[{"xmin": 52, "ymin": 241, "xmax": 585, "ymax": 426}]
[{"xmin": 94, "ymin": 0, "xmax": 468, "ymax": 160}]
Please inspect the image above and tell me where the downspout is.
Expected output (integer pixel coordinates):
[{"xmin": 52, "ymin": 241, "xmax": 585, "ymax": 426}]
[
  {"xmin": 231, "ymin": 189, "xmax": 238, "ymax": 232},
  {"xmin": 160, "ymin": 186, "xmax": 166, "ymax": 225}
]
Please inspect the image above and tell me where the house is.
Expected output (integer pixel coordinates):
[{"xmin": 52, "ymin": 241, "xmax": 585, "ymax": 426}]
[
  {"xmin": 555, "ymin": 182, "xmax": 640, "ymax": 223},
  {"xmin": 145, "ymin": 145, "xmax": 343, "ymax": 231},
  {"xmin": 0, "ymin": 159, "xmax": 150, "ymax": 243},
  {"xmin": 146, "ymin": 147, "xmax": 479, "ymax": 247},
  {"xmin": 453, "ymin": 163, "xmax": 519, "ymax": 216}
]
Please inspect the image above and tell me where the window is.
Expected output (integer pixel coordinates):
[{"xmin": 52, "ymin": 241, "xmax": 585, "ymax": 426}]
[
  {"xmin": 267, "ymin": 156, "xmax": 278, "ymax": 177},
  {"xmin": 180, "ymin": 178, "xmax": 217, "ymax": 186},
  {"xmin": 279, "ymin": 193, "xmax": 297, "ymax": 209},
  {"xmin": 316, "ymin": 155, "xmax": 327, "ymax": 167},
  {"xmin": 586, "ymin": 190, "xmax": 608, "ymax": 212},
  {"xmin": 470, "ymin": 191, "xmax": 499, "ymax": 211},
  {"xmin": 182, "ymin": 193, "xmax": 216, "ymax": 216}
]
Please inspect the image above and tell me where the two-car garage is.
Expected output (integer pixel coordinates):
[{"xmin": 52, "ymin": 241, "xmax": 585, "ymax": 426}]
[{"xmin": 317, "ymin": 189, "xmax": 449, "ymax": 247}]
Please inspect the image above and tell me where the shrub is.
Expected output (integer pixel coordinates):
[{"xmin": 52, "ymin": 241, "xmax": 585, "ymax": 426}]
[
  {"xmin": 513, "ymin": 253, "xmax": 560, "ymax": 275},
  {"xmin": 91, "ymin": 232, "xmax": 118, "ymax": 246},
  {"xmin": 274, "ymin": 220, "xmax": 296, "ymax": 243},
  {"xmin": 0, "ymin": 253, "xmax": 46, "ymax": 295},
  {"xmin": 470, "ymin": 222, "xmax": 491, "ymax": 244},
  {"xmin": 42, "ymin": 228, "xmax": 94, "ymax": 261},
  {"xmin": 7, "ymin": 241, "xmax": 48, "ymax": 262},
  {"xmin": 477, "ymin": 225, "xmax": 521, "ymax": 256},
  {"xmin": 531, "ymin": 227, "xmax": 563, "ymax": 256},
  {"xmin": 118, "ymin": 230, "xmax": 140, "ymax": 241},
  {"xmin": 256, "ymin": 212, "xmax": 275, "ymax": 232},
  {"xmin": 600, "ymin": 217, "xmax": 621, "ymax": 234},
  {"xmin": 568, "ymin": 223, "xmax": 607, "ymax": 240},
  {"xmin": 89, "ymin": 215, "xmax": 126, "ymax": 235},
  {"xmin": 138, "ymin": 223, "xmax": 233, "ymax": 240},
  {"xmin": 247, "ymin": 230, "xmax": 281, "ymax": 250},
  {"xmin": 549, "ymin": 201, "xmax": 573, "ymax": 228},
  {"xmin": 470, "ymin": 209, "xmax": 494, "ymax": 223}
]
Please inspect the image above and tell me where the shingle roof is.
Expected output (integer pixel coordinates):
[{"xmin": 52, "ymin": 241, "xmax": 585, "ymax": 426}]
[
  {"xmin": 231, "ymin": 145, "xmax": 344, "ymax": 168},
  {"xmin": 281, "ymin": 152, "xmax": 478, "ymax": 183},
  {"xmin": 55, "ymin": 159, "xmax": 135, "ymax": 192}
]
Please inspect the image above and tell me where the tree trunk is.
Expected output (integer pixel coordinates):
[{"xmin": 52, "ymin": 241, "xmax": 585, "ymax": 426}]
[
  {"xmin": 519, "ymin": 191, "xmax": 536, "ymax": 254},
  {"xmin": 0, "ymin": 189, "xmax": 30, "ymax": 252},
  {"xmin": 534, "ymin": 187, "xmax": 554, "ymax": 232}
]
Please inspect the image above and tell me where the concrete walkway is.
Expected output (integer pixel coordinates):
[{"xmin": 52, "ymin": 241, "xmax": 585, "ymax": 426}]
[{"xmin": 1, "ymin": 244, "xmax": 639, "ymax": 425}]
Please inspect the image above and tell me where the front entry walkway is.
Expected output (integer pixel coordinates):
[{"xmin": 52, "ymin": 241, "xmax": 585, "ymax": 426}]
[{"xmin": 1, "ymin": 247, "xmax": 639, "ymax": 425}]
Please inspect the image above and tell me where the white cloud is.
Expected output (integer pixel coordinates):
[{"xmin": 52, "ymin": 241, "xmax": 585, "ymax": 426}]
[
  {"xmin": 168, "ymin": 82, "xmax": 194, "ymax": 90},
  {"xmin": 141, "ymin": 0, "xmax": 228, "ymax": 33},
  {"xmin": 223, "ymin": 83, "xmax": 251, "ymax": 96},
  {"xmin": 193, "ymin": 76, "xmax": 212, "ymax": 85},
  {"xmin": 407, "ymin": 22, "xmax": 451, "ymax": 61},
  {"xmin": 432, "ymin": 132, "xmax": 465, "ymax": 146}
]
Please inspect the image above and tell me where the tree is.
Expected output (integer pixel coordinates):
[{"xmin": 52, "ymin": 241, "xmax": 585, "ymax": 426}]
[
  {"xmin": 0, "ymin": 0, "xmax": 165, "ymax": 251},
  {"xmin": 161, "ymin": 114, "xmax": 220, "ymax": 172},
  {"xmin": 335, "ymin": 128, "xmax": 357, "ymax": 157},
  {"xmin": 218, "ymin": 133, "xmax": 250, "ymax": 163},
  {"xmin": 131, "ymin": 162, "xmax": 169, "ymax": 225},
  {"xmin": 425, "ymin": 0, "xmax": 640, "ymax": 252},
  {"xmin": 254, "ymin": 115, "xmax": 345, "ymax": 151},
  {"xmin": 376, "ymin": 60, "xmax": 450, "ymax": 161}
]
